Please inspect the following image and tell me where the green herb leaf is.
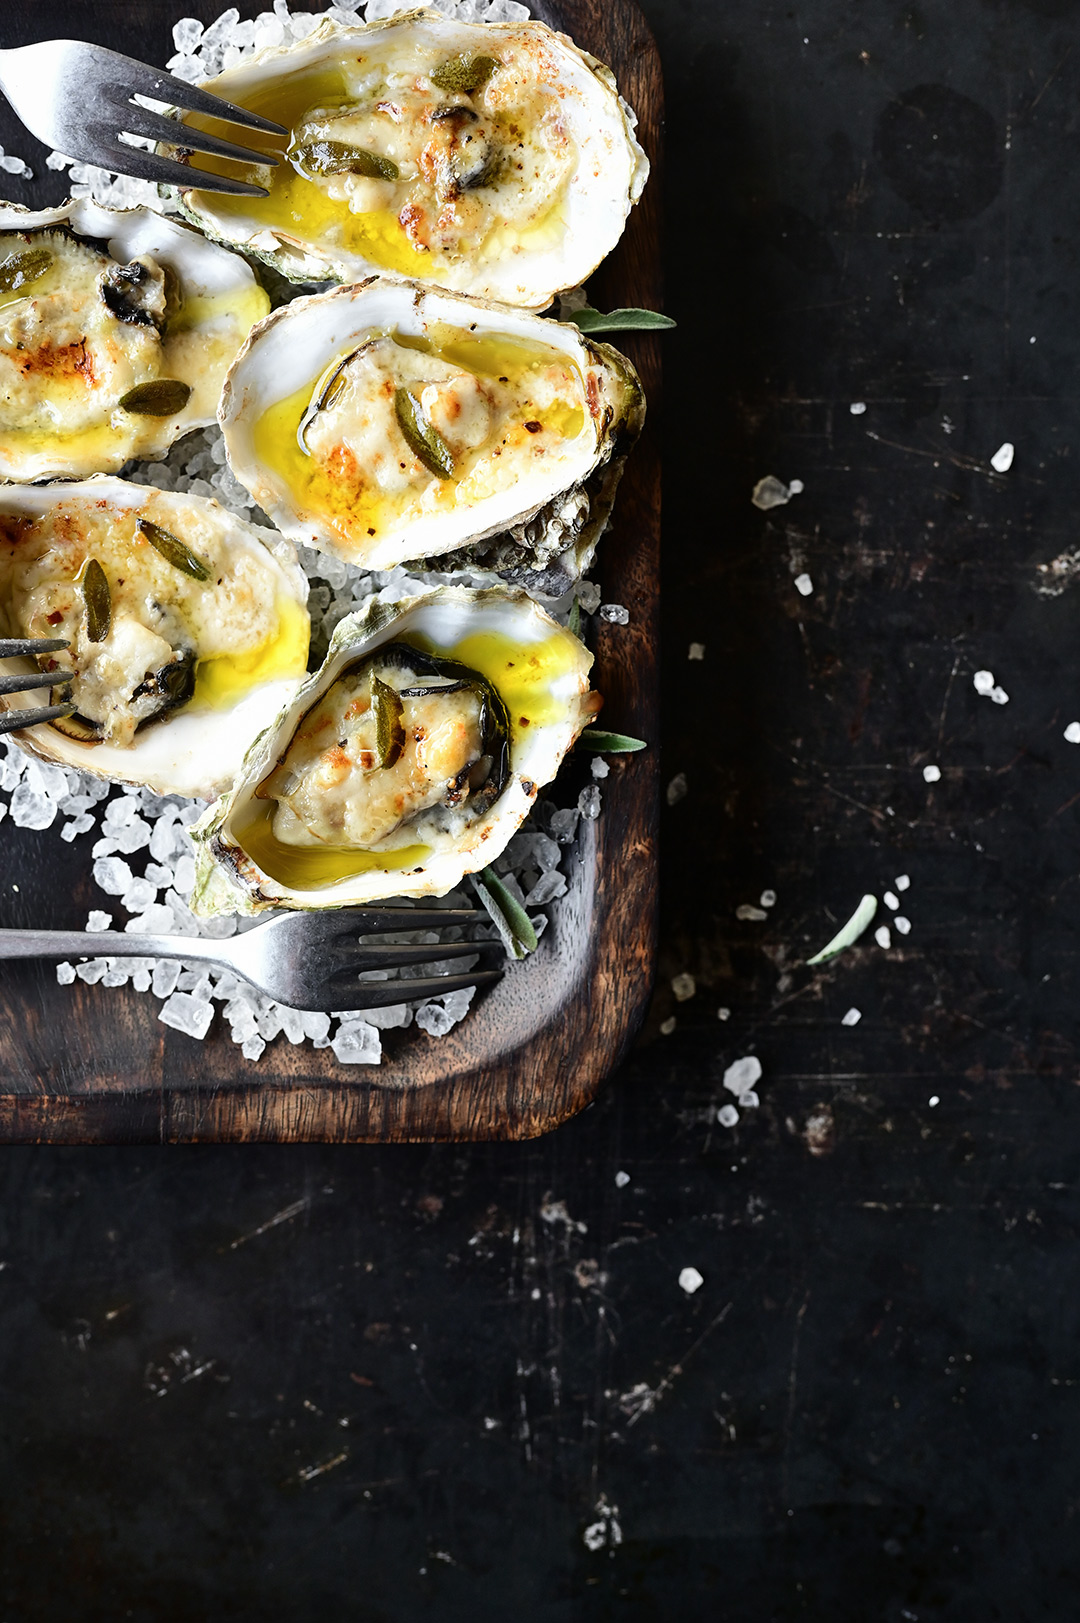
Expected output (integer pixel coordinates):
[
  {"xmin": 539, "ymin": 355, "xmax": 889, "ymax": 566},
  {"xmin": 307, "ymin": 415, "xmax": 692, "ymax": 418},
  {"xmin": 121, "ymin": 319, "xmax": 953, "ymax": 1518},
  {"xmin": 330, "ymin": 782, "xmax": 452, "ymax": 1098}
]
[
  {"xmin": 0, "ymin": 248, "xmax": 51, "ymax": 296},
  {"xmin": 430, "ymin": 52, "xmax": 499, "ymax": 94},
  {"xmin": 570, "ymin": 306, "xmax": 676, "ymax": 335},
  {"xmin": 137, "ymin": 518, "xmax": 211, "ymax": 582},
  {"xmin": 578, "ymin": 728, "xmax": 648, "ymax": 753},
  {"xmin": 82, "ymin": 559, "xmax": 111, "ymax": 644},
  {"xmin": 371, "ymin": 672, "xmax": 405, "ymax": 769},
  {"xmin": 288, "ymin": 139, "xmax": 399, "ymax": 181},
  {"xmin": 805, "ymin": 894, "xmax": 878, "ymax": 966},
  {"xmin": 394, "ymin": 387, "xmax": 456, "ymax": 480},
  {"xmin": 473, "ymin": 867, "xmax": 538, "ymax": 958},
  {"xmin": 118, "ymin": 379, "xmax": 192, "ymax": 416}
]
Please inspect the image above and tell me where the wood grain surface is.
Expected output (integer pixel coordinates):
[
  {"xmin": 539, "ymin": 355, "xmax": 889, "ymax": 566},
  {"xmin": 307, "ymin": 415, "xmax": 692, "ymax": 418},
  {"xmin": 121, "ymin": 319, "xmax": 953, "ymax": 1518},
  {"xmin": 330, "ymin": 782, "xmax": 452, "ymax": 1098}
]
[{"xmin": 0, "ymin": 0, "xmax": 663, "ymax": 1143}]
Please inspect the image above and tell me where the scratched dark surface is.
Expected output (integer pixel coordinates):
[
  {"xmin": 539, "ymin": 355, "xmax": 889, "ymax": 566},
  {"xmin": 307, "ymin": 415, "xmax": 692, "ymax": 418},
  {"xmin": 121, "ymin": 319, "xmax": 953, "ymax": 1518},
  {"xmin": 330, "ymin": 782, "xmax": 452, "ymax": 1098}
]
[{"xmin": 1, "ymin": 0, "xmax": 1079, "ymax": 1617}]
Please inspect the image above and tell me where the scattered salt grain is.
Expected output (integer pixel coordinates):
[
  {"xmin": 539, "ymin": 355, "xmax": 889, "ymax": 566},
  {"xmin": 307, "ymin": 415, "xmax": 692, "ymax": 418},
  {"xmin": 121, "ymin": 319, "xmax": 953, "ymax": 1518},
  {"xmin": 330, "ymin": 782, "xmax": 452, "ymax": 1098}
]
[
  {"xmin": 576, "ymin": 580, "xmax": 602, "ymax": 614},
  {"xmin": 159, "ymin": 992, "xmax": 213, "ymax": 1040},
  {"xmin": 666, "ymin": 772, "xmax": 688, "ymax": 806},
  {"xmin": 241, "ymin": 1035, "xmax": 266, "ymax": 1062},
  {"xmin": 121, "ymin": 877, "xmax": 158, "ymax": 913},
  {"xmin": 717, "ymin": 1104, "xmax": 739, "ymax": 1128},
  {"xmin": 929, "ymin": 1096, "xmax": 940, "ymax": 1107},
  {"xmin": 86, "ymin": 911, "xmax": 113, "ymax": 933},
  {"xmin": 56, "ymin": 963, "xmax": 76, "ymax": 985},
  {"xmin": 524, "ymin": 870, "xmax": 566, "ymax": 906},
  {"xmin": 577, "ymin": 783, "xmax": 602, "ymax": 820},
  {"xmin": 331, "ymin": 1020, "xmax": 382, "ymax": 1065},
  {"xmin": 736, "ymin": 904, "xmax": 768, "ymax": 921},
  {"xmin": 894, "ymin": 916, "xmax": 911, "ymax": 935},
  {"xmin": 75, "ymin": 960, "xmax": 109, "ymax": 984},
  {"xmin": 794, "ymin": 573, "xmax": 813, "ymax": 596},
  {"xmin": 678, "ymin": 1267, "xmax": 704, "ymax": 1295},
  {"xmin": 671, "ymin": 972, "xmax": 696, "ymax": 1002},
  {"xmin": 990, "ymin": 442, "xmax": 1014, "ymax": 473},
  {"xmin": 615, "ymin": 1171, "xmax": 630, "ymax": 1188},
  {"xmin": 688, "ymin": 642, "xmax": 705, "ymax": 660},
  {"xmin": 600, "ymin": 603, "xmax": 629, "ymax": 624},
  {"xmin": 850, "ymin": 401, "xmax": 867, "ymax": 415},
  {"xmin": 973, "ymin": 669, "xmax": 995, "ymax": 695},
  {"xmin": 659, "ymin": 1016, "xmax": 676, "ymax": 1035},
  {"xmin": 760, "ymin": 889, "xmax": 777, "ymax": 908},
  {"xmin": 841, "ymin": 1007, "xmax": 861, "ymax": 1026},
  {"xmin": 884, "ymin": 891, "xmax": 899, "ymax": 910},
  {"xmin": 590, "ymin": 757, "xmax": 609, "ymax": 779},
  {"xmin": 723, "ymin": 1055, "xmax": 762, "ymax": 1099},
  {"xmin": 151, "ymin": 960, "xmax": 182, "ymax": 998},
  {"xmin": 92, "ymin": 856, "xmax": 133, "ymax": 896},
  {"xmin": 1064, "ymin": 722, "xmax": 1080, "ymax": 743},
  {"xmin": 752, "ymin": 475, "xmax": 792, "ymax": 510},
  {"xmin": 718, "ymin": 1007, "xmax": 731, "ymax": 1021},
  {"xmin": 125, "ymin": 903, "xmax": 177, "ymax": 935},
  {"xmin": 895, "ymin": 874, "xmax": 911, "ymax": 891},
  {"xmin": 9, "ymin": 782, "xmax": 57, "ymax": 831},
  {"xmin": 923, "ymin": 764, "xmax": 941, "ymax": 783},
  {"xmin": 787, "ymin": 478, "xmax": 804, "ymax": 494},
  {"xmin": 875, "ymin": 925, "xmax": 892, "ymax": 949}
]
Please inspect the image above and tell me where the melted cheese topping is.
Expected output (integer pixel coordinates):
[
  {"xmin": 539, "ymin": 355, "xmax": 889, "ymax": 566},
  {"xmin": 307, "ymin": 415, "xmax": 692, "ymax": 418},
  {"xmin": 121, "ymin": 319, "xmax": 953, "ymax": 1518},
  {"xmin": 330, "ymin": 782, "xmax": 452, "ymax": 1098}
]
[
  {"xmin": 251, "ymin": 322, "xmax": 585, "ymax": 561},
  {"xmin": 0, "ymin": 230, "xmax": 269, "ymax": 479},
  {"xmin": 0, "ymin": 498, "xmax": 309, "ymax": 747},
  {"xmin": 183, "ymin": 29, "xmax": 575, "ymax": 280}
]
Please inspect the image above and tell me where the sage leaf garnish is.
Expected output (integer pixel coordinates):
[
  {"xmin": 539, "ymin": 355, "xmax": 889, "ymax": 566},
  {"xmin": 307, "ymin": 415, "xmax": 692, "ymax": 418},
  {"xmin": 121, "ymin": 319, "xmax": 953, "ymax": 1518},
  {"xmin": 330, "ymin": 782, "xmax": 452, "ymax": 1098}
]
[
  {"xmin": 82, "ymin": 559, "xmax": 111, "ymax": 644},
  {"xmin": 0, "ymin": 248, "xmax": 51, "ymax": 295},
  {"xmin": 118, "ymin": 379, "xmax": 192, "ymax": 416},
  {"xmin": 578, "ymin": 728, "xmax": 647, "ymax": 753},
  {"xmin": 431, "ymin": 52, "xmax": 499, "ymax": 93},
  {"xmin": 570, "ymin": 306, "xmax": 676, "ymax": 334},
  {"xmin": 371, "ymin": 672, "xmax": 405, "ymax": 769},
  {"xmin": 395, "ymin": 387, "xmax": 456, "ymax": 479},
  {"xmin": 806, "ymin": 894, "xmax": 878, "ymax": 966},
  {"xmin": 289, "ymin": 139, "xmax": 399, "ymax": 181},
  {"xmin": 137, "ymin": 518, "xmax": 211, "ymax": 582},
  {"xmin": 473, "ymin": 867, "xmax": 538, "ymax": 959}
]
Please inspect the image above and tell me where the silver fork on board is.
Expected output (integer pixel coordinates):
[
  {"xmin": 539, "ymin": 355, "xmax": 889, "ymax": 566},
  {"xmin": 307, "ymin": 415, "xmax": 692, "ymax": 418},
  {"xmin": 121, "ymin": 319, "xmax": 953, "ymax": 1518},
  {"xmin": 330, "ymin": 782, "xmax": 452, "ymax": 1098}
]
[
  {"xmin": 0, "ymin": 39, "xmax": 285, "ymax": 196},
  {"xmin": 0, "ymin": 909, "xmax": 503, "ymax": 1014},
  {"xmin": 0, "ymin": 637, "xmax": 77, "ymax": 734}
]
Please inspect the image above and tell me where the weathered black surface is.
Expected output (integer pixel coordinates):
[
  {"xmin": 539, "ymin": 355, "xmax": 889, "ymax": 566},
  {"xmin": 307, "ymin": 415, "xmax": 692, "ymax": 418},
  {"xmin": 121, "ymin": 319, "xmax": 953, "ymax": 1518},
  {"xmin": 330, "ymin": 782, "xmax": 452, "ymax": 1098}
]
[{"xmin": 1, "ymin": 0, "xmax": 1078, "ymax": 1616}]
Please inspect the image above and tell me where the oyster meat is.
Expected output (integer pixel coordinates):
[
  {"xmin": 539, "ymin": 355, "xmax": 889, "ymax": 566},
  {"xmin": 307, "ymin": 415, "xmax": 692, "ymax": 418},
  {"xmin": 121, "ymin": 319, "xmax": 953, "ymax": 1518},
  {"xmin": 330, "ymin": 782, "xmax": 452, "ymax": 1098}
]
[
  {"xmin": 173, "ymin": 10, "xmax": 649, "ymax": 309},
  {"xmin": 0, "ymin": 478, "xmax": 311, "ymax": 798},
  {"xmin": 191, "ymin": 585, "xmax": 600, "ymax": 913},
  {"xmin": 219, "ymin": 276, "xmax": 643, "ymax": 579},
  {"xmin": 0, "ymin": 198, "xmax": 269, "ymax": 481}
]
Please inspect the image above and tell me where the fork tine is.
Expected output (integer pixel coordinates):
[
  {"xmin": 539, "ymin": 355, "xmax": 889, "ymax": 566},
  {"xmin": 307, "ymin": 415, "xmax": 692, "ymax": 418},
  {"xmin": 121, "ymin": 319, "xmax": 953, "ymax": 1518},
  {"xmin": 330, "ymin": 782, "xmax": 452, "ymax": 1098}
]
[
  {"xmin": 0, "ymin": 671, "xmax": 64, "ymax": 697},
  {"xmin": 111, "ymin": 53, "xmax": 288, "ymax": 136},
  {"xmin": 328, "ymin": 941, "xmax": 486, "ymax": 970},
  {"xmin": 315, "ymin": 907, "xmax": 489, "ymax": 938},
  {"xmin": 0, "ymin": 638, "xmax": 69, "ymax": 658},
  {"xmin": 325, "ymin": 968, "xmax": 504, "ymax": 1013},
  {"xmin": 0, "ymin": 701, "xmax": 75, "ymax": 736},
  {"xmin": 117, "ymin": 101, "xmax": 279, "ymax": 168},
  {"xmin": 93, "ymin": 143, "xmax": 269, "ymax": 198}
]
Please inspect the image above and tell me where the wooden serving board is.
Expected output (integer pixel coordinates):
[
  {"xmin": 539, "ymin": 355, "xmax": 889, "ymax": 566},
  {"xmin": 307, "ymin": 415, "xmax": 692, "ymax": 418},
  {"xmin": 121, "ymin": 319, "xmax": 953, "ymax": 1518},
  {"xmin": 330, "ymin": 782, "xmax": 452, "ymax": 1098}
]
[{"xmin": 0, "ymin": 0, "xmax": 662, "ymax": 1143}]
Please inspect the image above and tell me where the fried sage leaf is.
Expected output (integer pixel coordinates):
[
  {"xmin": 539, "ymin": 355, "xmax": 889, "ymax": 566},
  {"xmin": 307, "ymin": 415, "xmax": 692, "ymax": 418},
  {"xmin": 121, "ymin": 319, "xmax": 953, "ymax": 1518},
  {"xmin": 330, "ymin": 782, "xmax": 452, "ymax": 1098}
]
[
  {"xmin": 571, "ymin": 306, "xmax": 677, "ymax": 334},
  {"xmin": 82, "ymin": 559, "xmax": 111, "ymax": 644},
  {"xmin": 431, "ymin": 52, "xmax": 499, "ymax": 93},
  {"xmin": 370, "ymin": 672, "xmax": 406, "ymax": 769},
  {"xmin": 805, "ymin": 894, "xmax": 878, "ymax": 966},
  {"xmin": 578, "ymin": 728, "xmax": 647, "ymax": 753},
  {"xmin": 394, "ymin": 387, "xmax": 455, "ymax": 480},
  {"xmin": 137, "ymin": 518, "xmax": 211, "ymax": 583},
  {"xmin": 289, "ymin": 139, "xmax": 399, "ymax": 181},
  {"xmin": 0, "ymin": 248, "xmax": 51, "ymax": 295},
  {"xmin": 473, "ymin": 866, "xmax": 538, "ymax": 959},
  {"xmin": 118, "ymin": 379, "xmax": 192, "ymax": 416}
]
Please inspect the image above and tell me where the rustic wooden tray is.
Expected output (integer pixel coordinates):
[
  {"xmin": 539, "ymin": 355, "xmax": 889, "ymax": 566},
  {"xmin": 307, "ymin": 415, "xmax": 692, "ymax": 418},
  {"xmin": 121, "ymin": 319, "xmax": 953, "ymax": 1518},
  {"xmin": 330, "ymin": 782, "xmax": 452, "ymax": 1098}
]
[{"xmin": 0, "ymin": 0, "xmax": 661, "ymax": 1143}]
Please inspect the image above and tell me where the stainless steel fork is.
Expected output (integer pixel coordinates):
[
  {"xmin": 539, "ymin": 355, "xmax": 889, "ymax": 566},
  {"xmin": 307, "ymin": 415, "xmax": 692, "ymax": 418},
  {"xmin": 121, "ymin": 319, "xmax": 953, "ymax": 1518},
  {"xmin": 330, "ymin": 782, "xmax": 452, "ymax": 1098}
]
[
  {"xmin": 0, "ymin": 637, "xmax": 76, "ymax": 734},
  {"xmin": 0, "ymin": 908, "xmax": 503, "ymax": 1013},
  {"xmin": 0, "ymin": 39, "xmax": 286, "ymax": 196}
]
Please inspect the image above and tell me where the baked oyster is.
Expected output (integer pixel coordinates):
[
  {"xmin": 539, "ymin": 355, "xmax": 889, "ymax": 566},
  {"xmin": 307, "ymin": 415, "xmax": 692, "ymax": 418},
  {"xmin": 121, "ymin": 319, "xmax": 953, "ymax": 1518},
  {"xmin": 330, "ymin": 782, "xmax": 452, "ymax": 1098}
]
[
  {"xmin": 219, "ymin": 276, "xmax": 644, "ymax": 581},
  {"xmin": 172, "ymin": 9, "xmax": 649, "ymax": 310},
  {"xmin": 191, "ymin": 585, "xmax": 599, "ymax": 913},
  {"xmin": 0, "ymin": 478, "xmax": 310, "ymax": 798},
  {"xmin": 0, "ymin": 197, "xmax": 269, "ymax": 482}
]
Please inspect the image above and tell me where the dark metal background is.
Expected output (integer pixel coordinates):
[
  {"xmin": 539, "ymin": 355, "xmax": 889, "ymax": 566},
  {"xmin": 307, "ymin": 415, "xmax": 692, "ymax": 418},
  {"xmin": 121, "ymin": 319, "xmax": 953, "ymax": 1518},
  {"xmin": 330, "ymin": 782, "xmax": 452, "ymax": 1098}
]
[{"xmin": 1, "ymin": 0, "xmax": 1079, "ymax": 1616}]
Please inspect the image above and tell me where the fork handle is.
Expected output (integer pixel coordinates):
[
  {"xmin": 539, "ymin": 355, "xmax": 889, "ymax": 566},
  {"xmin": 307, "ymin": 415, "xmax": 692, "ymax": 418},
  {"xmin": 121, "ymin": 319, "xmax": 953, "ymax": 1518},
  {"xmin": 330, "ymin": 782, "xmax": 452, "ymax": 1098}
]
[{"xmin": 0, "ymin": 928, "xmax": 232, "ymax": 968}]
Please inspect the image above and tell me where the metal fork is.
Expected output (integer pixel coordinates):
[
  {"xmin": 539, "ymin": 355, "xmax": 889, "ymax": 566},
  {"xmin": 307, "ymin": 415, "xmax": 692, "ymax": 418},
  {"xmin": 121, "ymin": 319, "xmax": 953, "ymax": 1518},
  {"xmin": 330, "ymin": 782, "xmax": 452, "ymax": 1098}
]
[
  {"xmin": 0, "ymin": 636, "xmax": 76, "ymax": 734},
  {"xmin": 0, "ymin": 908, "xmax": 503, "ymax": 1014},
  {"xmin": 0, "ymin": 39, "xmax": 287, "ymax": 197}
]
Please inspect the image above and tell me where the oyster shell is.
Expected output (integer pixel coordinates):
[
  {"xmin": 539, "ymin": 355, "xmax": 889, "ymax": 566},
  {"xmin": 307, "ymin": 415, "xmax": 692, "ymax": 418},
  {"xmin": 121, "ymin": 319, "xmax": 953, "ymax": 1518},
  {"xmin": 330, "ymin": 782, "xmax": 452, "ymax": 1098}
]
[
  {"xmin": 0, "ymin": 477, "xmax": 310, "ymax": 798},
  {"xmin": 191, "ymin": 585, "xmax": 599, "ymax": 914},
  {"xmin": 172, "ymin": 10, "xmax": 649, "ymax": 310},
  {"xmin": 219, "ymin": 276, "xmax": 644, "ymax": 580},
  {"xmin": 0, "ymin": 197, "xmax": 269, "ymax": 481}
]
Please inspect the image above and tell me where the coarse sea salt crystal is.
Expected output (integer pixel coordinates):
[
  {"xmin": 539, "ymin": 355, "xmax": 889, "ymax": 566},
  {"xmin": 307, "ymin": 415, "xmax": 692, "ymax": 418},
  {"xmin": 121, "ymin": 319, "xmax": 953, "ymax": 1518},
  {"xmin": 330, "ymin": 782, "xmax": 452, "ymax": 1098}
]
[
  {"xmin": 600, "ymin": 603, "xmax": 629, "ymax": 624},
  {"xmin": 689, "ymin": 642, "xmax": 705, "ymax": 660},
  {"xmin": 895, "ymin": 874, "xmax": 910, "ymax": 890},
  {"xmin": 736, "ymin": 904, "xmax": 767, "ymax": 921},
  {"xmin": 331, "ymin": 1020, "xmax": 382, "ymax": 1064},
  {"xmin": 666, "ymin": 772, "xmax": 688, "ymax": 806},
  {"xmin": 875, "ymin": 925, "xmax": 892, "ymax": 949},
  {"xmin": 841, "ymin": 1007, "xmax": 861, "ymax": 1026},
  {"xmin": 717, "ymin": 1104, "xmax": 739, "ymax": 1128},
  {"xmin": 752, "ymin": 475, "xmax": 791, "ymax": 510},
  {"xmin": 671, "ymin": 972, "xmax": 696, "ymax": 1002},
  {"xmin": 590, "ymin": 757, "xmax": 609, "ymax": 780},
  {"xmin": 92, "ymin": 855, "xmax": 133, "ymax": 896},
  {"xmin": 525, "ymin": 870, "xmax": 566, "ymax": 906},
  {"xmin": 86, "ymin": 911, "xmax": 113, "ymax": 933},
  {"xmin": 578, "ymin": 784, "xmax": 601, "ymax": 820},
  {"xmin": 159, "ymin": 992, "xmax": 214, "ymax": 1039},
  {"xmin": 659, "ymin": 1016, "xmax": 676, "ymax": 1035},
  {"xmin": 923, "ymin": 764, "xmax": 941, "ymax": 783},
  {"xmin": 723, "ymin": 1055, "xmax": 762, "ymax": 1098},
  {"xmin": 990, "ymin": 442, "xmax": 1014, "ymax": 473},
  {"xmin": 850, "ymin": 401, "xmax": 867, "ymax": 415},
  {"xmin": 364, "ymin": 1003, "xmax": 412, "ymax": 1030},
  {"xmin": 615, "ymin": 1170, "xmax": 630, "ymax": 1188},
  {"xmin": 894, "ymin": 916, "xmax": 912, "ymax": 935},
  {"xmin": 794, "ymin": 573, "xmax": 813, "ymax": 597},
  {"xmin": 1066, "ymin": 723, "xmax": 1080, "ymax": 744},
  {"xmin": 973, "ymin": 670, "xmax": 995, "ymax": 695},
  {"xmin": 884, "ymin": 891, "xmax": 899, "ymax": 910},
  {"xmin": 760, "ymin": 889, "xmax": 777, "ymax": 908},
  {"xmin": 56, "ymin": 962, "xmax": 76, "ymax": 985},
  {"xmin": 678, "ymin": 1267, "xmax": 704, "ymax": 1295}
]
